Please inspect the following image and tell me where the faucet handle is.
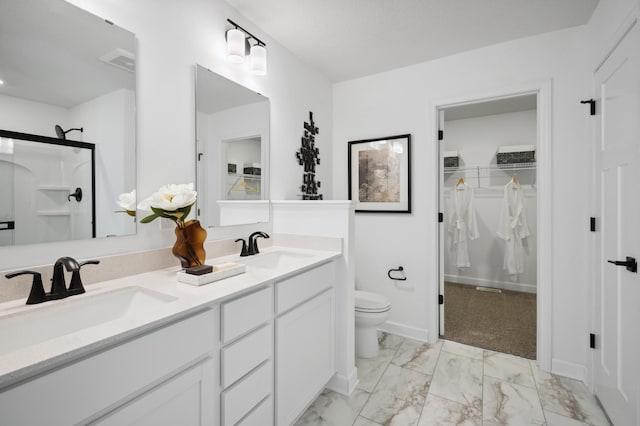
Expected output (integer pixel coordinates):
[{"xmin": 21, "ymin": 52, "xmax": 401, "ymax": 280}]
[
  {"xmin": 5, "ymin": 271, "xmax": 46, "ymax": 305},
  {"xmin": 235, "ymin": 238, "xmax": 249, "ymax": 257},
  {"xmin": 68, "ymin": 260, "xmax": 100, "ymax": 294}
]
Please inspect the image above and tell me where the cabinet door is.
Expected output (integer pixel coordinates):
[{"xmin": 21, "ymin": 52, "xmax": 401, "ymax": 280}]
[
  {"xmin": 276, "ymin": 289, "xmax": 335, "ymax": 425},
  {"xmin": 93, "ymin": 358, "xmax": 215, "ymax": 426}
]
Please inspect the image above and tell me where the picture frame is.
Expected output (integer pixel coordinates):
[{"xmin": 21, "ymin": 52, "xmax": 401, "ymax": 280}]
[{"xmin": 348, "ymin": 134, "xmax": 411, "ymax": 213}]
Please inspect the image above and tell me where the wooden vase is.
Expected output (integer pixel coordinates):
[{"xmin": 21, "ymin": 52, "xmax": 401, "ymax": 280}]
[{"xmin": 172, "ymin": 220, "xmax": 207, "ymax": 268}]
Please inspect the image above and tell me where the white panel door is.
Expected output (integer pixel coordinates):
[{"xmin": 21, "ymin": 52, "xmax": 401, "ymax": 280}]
[{"xmin": 593, "ymin": 20, "xmax": 640, "ymax": 426}]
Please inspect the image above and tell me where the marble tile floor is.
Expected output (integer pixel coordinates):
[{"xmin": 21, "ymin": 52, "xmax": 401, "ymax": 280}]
[{"xmin": 295, "ymin": 332, "xmax": 610, "ymax": 426}]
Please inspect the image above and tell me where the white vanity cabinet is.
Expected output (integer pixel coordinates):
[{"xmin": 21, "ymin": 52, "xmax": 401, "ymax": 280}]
[
  {"xmin": 275, "ymin": 262, "xmax": 335, "ymax": 426},
  {"xmin": 0, "ymin": 309, "xmax": 216, "ymax": 426},
  {"xmin": 220, "ymin": 286, "xmax": 274, "ymax": 426}
]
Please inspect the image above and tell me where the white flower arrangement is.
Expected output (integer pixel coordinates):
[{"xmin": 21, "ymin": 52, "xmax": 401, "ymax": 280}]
[
  {"xmin": 137, "ymin": 183, "xmax": 197, "ymax": 228},
  {"xmin": 115, "ymin": 189, "xmax": 137, "ymax": 217}
]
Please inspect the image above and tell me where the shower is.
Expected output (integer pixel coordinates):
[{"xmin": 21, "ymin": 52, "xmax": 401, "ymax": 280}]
[{"xmin": 54, "ymin": 125, "xmax": 83, "ymax": 140}]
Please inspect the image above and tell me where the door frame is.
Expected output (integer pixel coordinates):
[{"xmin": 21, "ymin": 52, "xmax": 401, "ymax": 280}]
[{"xmin": 430, "ymin": 80, "xmax": 552, "ymax": 371}]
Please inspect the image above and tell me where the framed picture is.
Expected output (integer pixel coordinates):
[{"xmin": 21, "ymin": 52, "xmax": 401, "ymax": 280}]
[{"xmin": 348, "ymin": 134, "xmax": 411, "ymax": 213}]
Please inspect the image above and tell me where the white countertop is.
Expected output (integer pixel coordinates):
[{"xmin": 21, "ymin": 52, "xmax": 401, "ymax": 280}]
[{"xmin": 0, "ymin": 246, "xmax": 340, "ymax": 388}]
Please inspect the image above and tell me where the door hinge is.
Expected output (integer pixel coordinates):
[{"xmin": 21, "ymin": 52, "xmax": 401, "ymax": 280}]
[
  {"xmin": 198, "ymin": 152, "xmax": 203, "ymax": 161},
  {"xmin": 590, "ymin": 217, "xmax": 596, "ymax": 232},
  {"xmin": 439, "ymin": 294, "xmax": 444, "ymax": 305},
  {"xmin": 197, "ymin": 208, "xmax": 200, "ymax": 216},
  {"xmin": 580, "ymin": 99, "xmax": 596, "ymax": 116},
  {"xmin": 589, "ymin": 333, "xmax": 596, "ymax": 349},
  {"xmin": 438, "ymin": 130, "xmax": 444, "ymax": 141},
  {"xmin": 438, "ymin": 212, "xmax": 443, "ymax": 223}
]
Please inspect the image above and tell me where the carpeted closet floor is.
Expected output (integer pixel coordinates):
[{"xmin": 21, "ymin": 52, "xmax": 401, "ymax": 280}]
[{"xmin": 442, "ymin": 282, "xmax": 537, "ymax": 359}]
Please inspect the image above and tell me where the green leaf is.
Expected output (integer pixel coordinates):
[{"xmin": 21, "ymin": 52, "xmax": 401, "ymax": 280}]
[
  {"xmin": 140, "ymin": 213, "xmax": 159, "ymax": 223},
  {"xmin": 179, "ymin": 204, "xmax": 193, "ymax": 220},
  {"xmin": 150, "ymin": 206, "xmax": 175, "ymax": 220}
]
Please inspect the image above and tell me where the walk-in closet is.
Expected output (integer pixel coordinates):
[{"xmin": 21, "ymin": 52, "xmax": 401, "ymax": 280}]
[{"xmin": 439, "ymin": 94, "xmax": 538, "ymax": 359}]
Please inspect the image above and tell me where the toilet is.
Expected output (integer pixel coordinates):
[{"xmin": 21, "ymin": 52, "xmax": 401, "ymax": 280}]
[{"xmin": 355, "ymin": 290, "xmax": 391, "ymax": 358}]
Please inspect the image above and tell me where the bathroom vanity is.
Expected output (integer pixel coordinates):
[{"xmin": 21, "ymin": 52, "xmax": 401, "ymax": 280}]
[{"xmin": 0, "ymin": 246, "xmax": 340, "ymax": 425}]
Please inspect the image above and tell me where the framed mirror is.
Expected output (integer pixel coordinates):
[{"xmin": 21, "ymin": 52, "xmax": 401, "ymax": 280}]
[
  {"xmin": 195, "ymin": 65, "xmax": 270, "ymax": 227},
  {"xmin": 0, "ymin": 0, "xmax": 136, "ymax": 246}
]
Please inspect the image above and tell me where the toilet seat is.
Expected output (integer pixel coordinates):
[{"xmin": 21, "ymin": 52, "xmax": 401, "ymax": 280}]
[{"xmin": 355, "ymin": 290, "xmax": 391, "ymax": 313}]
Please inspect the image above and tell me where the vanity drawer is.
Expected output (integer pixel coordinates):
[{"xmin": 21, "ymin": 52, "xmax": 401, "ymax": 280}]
[
  {"xmin": 221, "ymin": 323, "xmax": 272, "ymax": 388},
  {"xmin": 237, "ymin": 395, "xmax": 273, "ymax": 426},
  {"xmin": 221, "ymin": 360, "xmax": 273, "ymax": 426},
  {"xmin": 221, "ymin": 286, "xmax": 273, "ymax": 344},
  {"xmin": 276, "ymin": 262, "xmax": 334, "ymax": 313}
]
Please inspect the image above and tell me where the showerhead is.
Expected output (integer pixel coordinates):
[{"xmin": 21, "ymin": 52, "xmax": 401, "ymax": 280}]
[{"xmin": 54, "ymin": 125, "xmax": 83, "ymax": 140}]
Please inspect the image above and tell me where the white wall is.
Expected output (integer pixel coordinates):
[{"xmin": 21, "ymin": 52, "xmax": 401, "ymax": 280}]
[
  {"xmin": 0, "ymin": 0, "xmax": 332, "ymax": 272},
  {"xmin": 333, "ymin": 27, "xmax": 591, "ymax": 374},
  {"xmin": 443, "ymin": 110, "xmax": 537, "ymax": 293},
  {"xmin": 0, "ymin": 94, "xmax": 71, "ymax": 138},
  {"xmin": 72, "ymin": 88, "xmax": 136, "ymax": 238}
]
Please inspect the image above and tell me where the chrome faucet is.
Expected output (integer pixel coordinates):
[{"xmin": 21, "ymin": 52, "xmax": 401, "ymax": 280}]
[{"xmin": 247, "ymin": 231, "xmax": 270, "ymax": 256}]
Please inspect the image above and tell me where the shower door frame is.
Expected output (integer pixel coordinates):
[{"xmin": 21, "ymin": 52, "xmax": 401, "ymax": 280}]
[
  {"xmin": 0, "ymin": 129, "xmax": 96, "ymax": 240},
  {"xmin": 431, "ymin": 80, "xmax": 552, "ymax": 371}
]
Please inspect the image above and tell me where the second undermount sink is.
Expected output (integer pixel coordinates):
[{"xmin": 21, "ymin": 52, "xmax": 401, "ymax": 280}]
[
  {"xmin": 0, "ymin": 286, "xmax": 177, "ymax": 357},
  {"xmin": 242, "ymin": 250, "xmax": 315, "ymax": 270}
]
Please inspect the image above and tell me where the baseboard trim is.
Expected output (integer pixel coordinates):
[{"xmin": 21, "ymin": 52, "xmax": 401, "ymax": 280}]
[
  {"xmin": 378, "ymin": 321, "xmax": 430, "ymax": 343},
  {"xmin": 445, "ymin": 274, "xmax": 536, "ymax": 294},
  {"xmin": 326, "ymin": 367, "xmax": 359, "ymax": 396},
  {"xmin": 551, "ymin": 358, "xmax": 586, "ymax": 381}
]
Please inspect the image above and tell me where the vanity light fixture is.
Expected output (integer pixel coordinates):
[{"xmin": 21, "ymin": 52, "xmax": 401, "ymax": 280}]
[
  {"xmin": 226, "ymin": 27, "xmax": 245, "ymax": 63},
  {"xmin": 226, "ymin": 19, "xmax": 267, "ymax": 75}
]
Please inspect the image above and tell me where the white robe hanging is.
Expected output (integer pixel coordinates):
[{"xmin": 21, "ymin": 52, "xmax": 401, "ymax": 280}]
[
  {"xmin": 448, "ymin": 182, "xmax": 479, "ymax": 267},
  {"xmin": 496, "ymin": 179, "xmax": 530, "ymax": 278}
]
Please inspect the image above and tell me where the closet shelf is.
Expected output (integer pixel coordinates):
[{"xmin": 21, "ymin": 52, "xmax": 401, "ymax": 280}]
[
  {"xmin": 444, "ymin": 163, "xmax": 536, "ymax": 173},
  {"xmin": 227, "ymin": 173, "xmax": 261, "ymax": 180}
]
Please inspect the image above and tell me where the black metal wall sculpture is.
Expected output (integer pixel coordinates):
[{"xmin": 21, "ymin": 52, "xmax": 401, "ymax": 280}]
[{"xmin": 296, "ymin": 111, "xmax": 323, "ymax": 200}]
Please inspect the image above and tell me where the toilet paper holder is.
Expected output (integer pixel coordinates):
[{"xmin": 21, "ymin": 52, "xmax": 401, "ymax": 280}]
[{"xmin": 387, "ymin": 266, "xmax": 407, "ymax": 281}]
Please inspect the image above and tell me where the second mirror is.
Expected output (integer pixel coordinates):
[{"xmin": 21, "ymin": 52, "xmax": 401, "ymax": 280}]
[{"xmin": 195, "ymin": 65, "xmax": 270, "ymax": 227}]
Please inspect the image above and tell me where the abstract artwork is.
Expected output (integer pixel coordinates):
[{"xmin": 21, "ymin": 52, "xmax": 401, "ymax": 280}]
[
  {"xmin": 296, "ymin": 111, "xmax": 322, "ymax": 200},
  {"xmin": 348, "ymin": 134, "xmax": 411, "ymax": 213}
]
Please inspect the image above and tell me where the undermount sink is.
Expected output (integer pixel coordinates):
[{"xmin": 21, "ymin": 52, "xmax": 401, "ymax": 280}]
[
  {"xmin": 0, "ymin": 286, "xmax": 177, "ymax": 356},
  {"xmin": 242, "ymin": 250, "xmax": 315, "ymax": 270}
]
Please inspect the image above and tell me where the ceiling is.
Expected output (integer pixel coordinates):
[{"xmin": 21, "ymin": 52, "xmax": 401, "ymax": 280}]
[
  {"xmin": 226, "ymin": 0, "xmax": 599, "ymax": 82},
  {"xmin": 0, "ymin": 0, "xmax": 135, "ymax": 109}
]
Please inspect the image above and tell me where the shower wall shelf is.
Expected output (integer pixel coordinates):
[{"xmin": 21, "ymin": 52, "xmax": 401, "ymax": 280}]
[
  {"xmin": 37, "ymin": 185, "xmax": 71, "ymax": 191},
  {"xmin": 36, "ymin": 210, "xmax": 71, "ymax": 216}
]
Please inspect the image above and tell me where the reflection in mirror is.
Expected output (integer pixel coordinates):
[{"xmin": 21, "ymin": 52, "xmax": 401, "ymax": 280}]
[
  {"xmin": 195, "ymin": 65, "xmax": 269, "ymax": 227},
  {"xmin": 0, "ymin": 0, "xmax": 136, "ymax": 245},
  {"xmin": 0, "ymin": 131, "xmax": 95, "ymax": 246}
]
